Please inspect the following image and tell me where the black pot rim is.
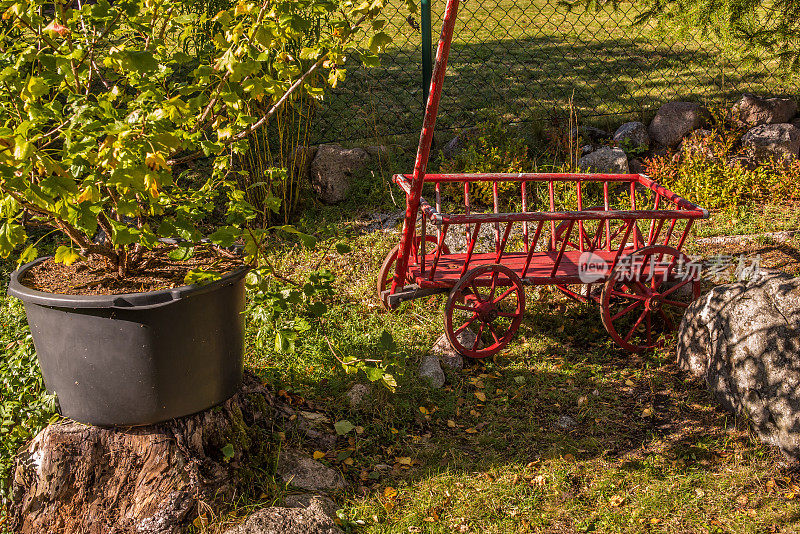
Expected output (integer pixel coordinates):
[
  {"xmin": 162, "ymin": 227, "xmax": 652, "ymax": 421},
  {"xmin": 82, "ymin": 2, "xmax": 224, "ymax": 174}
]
[{"xmin": 8, "ymin": 256, "xmax": 250, "ymax": 310}]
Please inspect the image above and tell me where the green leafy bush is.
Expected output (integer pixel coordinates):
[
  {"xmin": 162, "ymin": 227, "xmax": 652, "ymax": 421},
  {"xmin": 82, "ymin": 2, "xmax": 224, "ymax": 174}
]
[
  {"xmin": 645, "ymin": 131, "xmax": 800, "ymax": 209},
  {"xmin": 0, "ymin": 0, "xmax": 392, "ymax": 276},
  {"xmin": 0, "ymin": 297, "xmax": 57, "ymax": 514},
  {"xmin": 439, "ymin": 120, "xmax": 532, "ymax": 208}
]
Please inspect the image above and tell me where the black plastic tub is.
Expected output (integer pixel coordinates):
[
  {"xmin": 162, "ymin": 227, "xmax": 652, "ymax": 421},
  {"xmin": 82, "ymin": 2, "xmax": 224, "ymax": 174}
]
[{"xmin": 8, "ymin": 257, "xmax": 249, "ymax": 426}]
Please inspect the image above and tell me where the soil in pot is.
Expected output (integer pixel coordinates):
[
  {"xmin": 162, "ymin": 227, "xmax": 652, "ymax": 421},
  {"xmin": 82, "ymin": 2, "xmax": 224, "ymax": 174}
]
[{"xmin": 20, "ymin": 246, "xmax": 243, "ymax": 295}]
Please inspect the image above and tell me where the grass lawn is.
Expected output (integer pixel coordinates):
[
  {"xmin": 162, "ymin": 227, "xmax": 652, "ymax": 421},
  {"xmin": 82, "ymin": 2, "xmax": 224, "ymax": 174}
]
[
  {"xmin": 223, "ymin": 150, "xmax": 800, "ymax": 532},
  {"xmin": 3, "ymin": 146, "xmax": 800, "ymax": 532},
  {"xmin": 312, "ymin": 0, "xmax": 795, "ymax": 143}
]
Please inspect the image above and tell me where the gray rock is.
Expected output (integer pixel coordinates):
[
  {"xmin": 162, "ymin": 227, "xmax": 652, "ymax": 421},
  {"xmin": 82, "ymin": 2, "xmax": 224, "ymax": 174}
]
[
  {"xmin": 613, "ymin": 121, "xmax": 649, "ymax": 151},
  {"xmin": 310, "ymin": 144, "xmax": 369, "ymax": 204},
  {"xmin": 443, "ymin": 219, "xmax": 499, "ymax": 254},
  {"xmin": 276, "ymin": 450, "xmax": 346, "ymax": 492},
  {"xmin": 442, "ymin": 127, "xmax": 482, "ymax": 159},
  {"xmin": 628, "ymin": 158, "xmax": 646, "ymax": 174},
  {"xmin": 676, "ymin": 273, "xmax": 800, "ymax": 461},
  {"xmin": 577, "ymin": 146, "xmax": 629, "ymax": 174},
  {"xmin": 648, "ymin": 102, "xmax": 709, "ymax": 147},
  {"xmin": 730, "ymin": 94, "xmax": 797, "ymax": 127},
  {"xmin": 224, "ymin": 495, "xmax": 341, "ymax": 534},
  {"xmin": 741, "ymin": 123, "xmax": 800, "ymax": 160},
  {"xmin": 418, "ymin": 351, "xmax": 445, "ymax": 388},
  {"xmin": 570, "ymin": 126, "xmax": 611, "ymax": 145},
  {"xmin": 556, "ymin": 415, "xmax": 577, "ymax": 429},
  {"xmin": 345, "ymin": 384, "xmax": 371, "ymax": 409},
  {"xmin": 580, "ymin": 144, "xmax": 594, "ymax": 156},
  {"xmin": 431, "ymin": 332, "xmax": 468, "ymax": 370}
]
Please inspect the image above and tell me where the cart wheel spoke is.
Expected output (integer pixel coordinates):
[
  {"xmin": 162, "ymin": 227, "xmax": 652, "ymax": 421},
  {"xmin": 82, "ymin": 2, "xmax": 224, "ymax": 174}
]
[
  {"xmin": 488, "ymin": 323, "xmax": 501, "ymax": 345},
  {"xmin": 661, "ymin": 277, "xmax": 692, "ymax": 298},
  {"xmin": 493, "ymin": 286, "xmax": 517, "ymax": 304},
  {"xmin": 472, "ymin": 322, "xmax": 485, "ymax": 350},
  {"xmin": 611, "ymin": 299, "xmax": 644, "ymax": 321},
  {"xmin": 488, "ymin": 271, "xmax": 498, "ymax": 302},
  {"xmin": 454, "ymin": 314, "xmax": 479, "ymax": 336},
  {"xmin": 624, "ymin": 310, "xmax": 649, "ymax": 343},
  {"xmin": 452, "ymin": 304, "xmax": 477, "ymax": 312},
  {"xmin": 610, "ymin": 290, "xmax": 646, "ymax": 301}
]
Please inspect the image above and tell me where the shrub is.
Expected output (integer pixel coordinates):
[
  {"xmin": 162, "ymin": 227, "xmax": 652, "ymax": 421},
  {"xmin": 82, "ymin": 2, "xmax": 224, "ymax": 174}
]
[
  {"xmin": 0, "ymin": 0, "xmax": 394, "ymax": 277},
  {"xmin": 645, "ymin": 130, "xmax": 800, "ymax": 210}
]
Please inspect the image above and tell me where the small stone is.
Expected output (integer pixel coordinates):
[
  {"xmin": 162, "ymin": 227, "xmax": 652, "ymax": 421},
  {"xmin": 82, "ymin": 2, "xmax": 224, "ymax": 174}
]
[
  {"xmin": 648, "ymin": 102, "xmax": 709, "ymax": 147},
  {"xmin": 310, "ymin": 144, "xmax": 369, "ymax": 204},
  {"xmin": 741, "ymin": 123, "xmax": 800, "ymax": 160},
  {"xmin": 577, "ymin": 146, "xmax": 629, "ymax": 174},
  {"xmin": 570, "ymin": 126, "xmax": 611, "ymax": 145},
  {"xmin": 556, "ymin": 415, "xmax": 577, "ymax": 429},
  {"xmin": 224, "ymin": 495, "xmax": 341, "ymax": 534},
  {"xmin": 730, "ymin": 94, "xmax": 797, "ymax": 127},
  {"xmin": 430, "ymin": 332, "xmax": 471, "ymax": 370},
  {"xmin": 276, "ymin": 450, "xmax": 346, "ymax": 492},
  {"xmin": 345, "ymin": 384, "xmax": 371, "ymax": 409},
  {"xmin": 613, "ymin": 121, "xmax": 649, "ymax": 152},
  {"xmin": 628, "ymin": 158, "xmax": 646, "ymax": 174},
  {"xmin": 441, "ymin": 127, "xmax": 482, "ymax": 159},
  {"xmin": 418, "ymin": 351, "xmax": 445, "ymax": 389}
]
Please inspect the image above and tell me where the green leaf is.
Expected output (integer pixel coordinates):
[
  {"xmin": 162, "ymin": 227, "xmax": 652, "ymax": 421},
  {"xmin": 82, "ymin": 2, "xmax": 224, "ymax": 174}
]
[
  {"xmin": 368, "ymin": 31, "xmax": 392, "ymax": 53},
  {"xmin": 168, "ymin": 245, "xmax": 195, "ymax": 261},
  {"xmin": 184, "ymin": 270, "xmax": 222, "ymax": 286},
  {"xmin": 208, "ymin": 227, "xmax": 240, "ymax": 247},
  {"xmin": 221, "ymin": 443, "xmax": 235, "ymax": 459},
  {"xmin": 122, "ymin": 51, "xmax": 158, "ymax": 74},
  {"xmin": 54, "ymin": 245, "xmax": 85, "ymax": 266},
  {"xmin": 334, "ymin": 420, "xmax": 355, "ymax": 436},
  {"xmin": 0, "ymin": 222, "xmax": 25, "ymax": 257},
  {"xmin": 275, "ymin": 329, "xmax": 297, "ymax": 353},
  {"xmin": 273, "ymin": 225, "xmax": 317, "ymax": 248},
  {"xmin": 335, "ymin": 243, "xmax": 351, "ymax": 254}
]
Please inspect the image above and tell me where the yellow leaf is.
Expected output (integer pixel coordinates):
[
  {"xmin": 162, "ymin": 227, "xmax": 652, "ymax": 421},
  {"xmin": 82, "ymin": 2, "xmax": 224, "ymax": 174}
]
[
  {"xmin": 625, "ymin": 379, "xmax": 635, "ymax": 386},
  {"xmin": 313, "ymin": 451, "xmax": 325, "ymax": 460},
  {"xmin": 447, "ymin": 420, "xmax": 456, "ymax": 428},
  {"xmin": 396, "ymin": 456, "xmax": 412, "ymax": 465},
  {"xmin": 474, "ymin": 391, "xmax": 486, "ymax": 402},
  {"xmin": 419, "ymin": 406, "xmax": 429, "ymax": 415},
  {"xmin": 642, "ymin": 407, "xmax": 653, "ymax": 417},
  {"xmin": 355, "ymin": 425, "xmax": 364, "ymax": 435},
  {"xmin": 390, "ymin": 427, "xmax": 398, "ymax": 434},
  {"xmin": 145, "ymin": 152, "xmax": 169, "ymax": 171},
  {"xmin": 609, "ymin": 494, "xmax": 625, "ymax": 507},
  {"xmin": 344, "ymin": 457, "xmax": 354, "ymax": 466},
  {"xmin": 465, "ymin": 428, "xmax": 478, "ymax": 434}
]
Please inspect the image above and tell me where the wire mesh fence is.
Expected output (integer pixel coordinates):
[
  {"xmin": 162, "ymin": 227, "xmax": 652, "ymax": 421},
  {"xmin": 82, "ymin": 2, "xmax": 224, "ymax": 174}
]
[{"xmin": 309, "ymin": 0, "xmax": 798, "ymax": 144}]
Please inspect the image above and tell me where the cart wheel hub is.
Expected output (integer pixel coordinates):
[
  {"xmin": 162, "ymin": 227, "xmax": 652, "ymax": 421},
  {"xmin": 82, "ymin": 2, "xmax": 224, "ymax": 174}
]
[{"xmin": 646, "ymin": 295, "xmax": 663, "ymax": 311}]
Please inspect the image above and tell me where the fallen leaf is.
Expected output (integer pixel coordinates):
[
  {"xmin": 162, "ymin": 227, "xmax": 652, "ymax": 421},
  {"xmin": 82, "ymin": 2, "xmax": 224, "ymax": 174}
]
[
  {"xmin": 625, "ymin": 379, "xmax": 635, "ymax": 386},
  {"xmin": 642, "ymin": 407, "xmax": 653, "ymax": 417},
  {"xmin": 355, "ymin": 425, "xmax": 365, "ymax": 434},
  {"xmin": 396, "ymin": 456, "xmax": 412, "ymax": 465},
  {"xmin": 474, "ymin": 391, "xmax": 486, "ymax": 402},
  {"xmin": 419, "ymin": 406, "xmax": 429, "ymax": 415},
  {"xmin": 447, "ymin": 420, "xmax": 457, "ymax": 428},
  {"xmin": 313, "ymin": 451, "xmax": 326, "ymax": 460},
  {"xmin": 465, "ymin": 428, "xmax": 478, "ymax": 434},
  {"xmin": 344, "ymin": 457, "xmax": 354, "ymax": 466},
  {"xmin": 609, "ymin": 494, "xmax": 625, "ymax": 507},
  {"xmin": 334, "ymin": 420, "xmax": 356, "ymax": 435}
]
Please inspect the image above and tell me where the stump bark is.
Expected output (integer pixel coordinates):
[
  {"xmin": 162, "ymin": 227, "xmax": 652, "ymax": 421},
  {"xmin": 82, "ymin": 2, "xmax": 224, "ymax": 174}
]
[{"xmin": 10, "ymin": 372, "xmax": 276, "ymax": 534}]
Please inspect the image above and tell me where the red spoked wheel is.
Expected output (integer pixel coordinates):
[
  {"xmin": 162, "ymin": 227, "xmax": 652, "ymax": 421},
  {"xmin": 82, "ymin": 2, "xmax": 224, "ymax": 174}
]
[
  {"xmin": 600, "ymin": 245, "xmax": 701, "ymax": 352},
  {"xmin": 444, "ymin": 264, "xmax": 525, "ymax": 359},
  {"xmin": 377, "ymin": 236, "xmax": 450, "ymax": 309}
]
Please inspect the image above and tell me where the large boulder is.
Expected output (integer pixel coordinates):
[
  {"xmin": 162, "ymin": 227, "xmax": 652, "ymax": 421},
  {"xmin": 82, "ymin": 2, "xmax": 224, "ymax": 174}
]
[
  {"xmin": 741, "ymin": 123, "xmax": 800, "ymax": 160},
  {"xmin": 577, "ymin": 146, "xmax": 629, "ymax": 174},
  {"xmin": 310, "ymin": 144, "xmax": 369, "ymax": 204},
  {"xmin": 648, "ymin": 102, "xmax": 709, "ymax": 147},
  {"xmin": 613, "ymin": 121, "xmax": 649, "ymax": 152},
  {"xmin": 224, "ymin": 495, "xmax": 341, "ymax": 534},
  {"xmin": 676, "ymin": 273, "xmax": 800, "ymax": 461},
  {"xmin": 730, "ymin": 94, "xmax": 797, "ymax": 127}
]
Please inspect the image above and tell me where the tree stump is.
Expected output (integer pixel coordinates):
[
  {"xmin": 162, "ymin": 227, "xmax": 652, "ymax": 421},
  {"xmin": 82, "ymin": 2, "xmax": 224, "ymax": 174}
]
[{"xmin": 10, "ymin": 372, "xmax": 276, "ymax": 534}]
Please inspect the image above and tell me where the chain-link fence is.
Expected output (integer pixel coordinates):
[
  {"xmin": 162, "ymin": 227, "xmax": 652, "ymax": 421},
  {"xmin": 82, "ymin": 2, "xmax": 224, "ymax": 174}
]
[{"xmin": 309, "ymin": 0, "xmax": 798, "ymax": 144}]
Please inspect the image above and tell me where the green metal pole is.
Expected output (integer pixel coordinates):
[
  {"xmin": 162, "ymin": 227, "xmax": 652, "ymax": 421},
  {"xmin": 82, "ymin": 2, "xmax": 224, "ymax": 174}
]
[{"xmin": 421, "ymin": 0, "xmax": 432, "ymax": 108}]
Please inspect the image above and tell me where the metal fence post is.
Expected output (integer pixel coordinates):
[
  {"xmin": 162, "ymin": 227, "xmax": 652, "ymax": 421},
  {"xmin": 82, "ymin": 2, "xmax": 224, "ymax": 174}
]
[{"xmin": 421, "ymin": 0, "xmax": 432, "ymax": 108}]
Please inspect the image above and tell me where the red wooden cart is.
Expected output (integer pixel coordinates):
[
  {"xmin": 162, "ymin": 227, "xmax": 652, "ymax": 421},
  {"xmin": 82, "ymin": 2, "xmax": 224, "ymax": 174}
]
[{"xmin": 379, "ymin": 0, "xmax": 709, "ymax": 357}]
